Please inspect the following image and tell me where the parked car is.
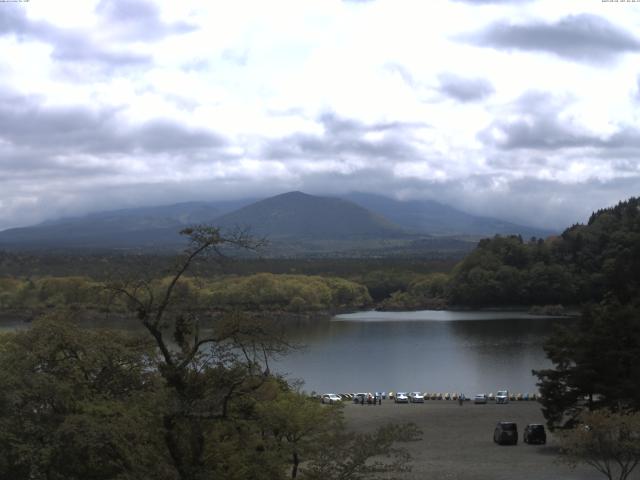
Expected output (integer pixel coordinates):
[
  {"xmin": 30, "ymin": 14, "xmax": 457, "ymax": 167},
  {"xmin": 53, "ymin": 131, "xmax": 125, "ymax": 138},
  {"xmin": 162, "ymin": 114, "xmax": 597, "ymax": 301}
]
[
  {"xmin": 496, "ymin": 390, "xmax": 509, "ymax": 404},
  {"xmin": 409, "ymin": 392, "xmax": 425, "ymax": 403},
  {"xmin": 321, "ymin": 393, "xmax": 342, "ymax": 404},
  {"xmin": 523, "ymin": 424, "xmax": 546, "ymax": 444},
  {"xmin": 353, "ymin": 393, "xmax": 368, "ymax": 404},
  {"xmin": 474, "ymin": 394, "xmax": 488, "ymax": 404},
  {"xmin": 494, "ymin": 422, "xmax": 518, "ymax": 445},
  {"xmin": 395, "ymin": 392, "xmax": 409, "ymax": 403}
]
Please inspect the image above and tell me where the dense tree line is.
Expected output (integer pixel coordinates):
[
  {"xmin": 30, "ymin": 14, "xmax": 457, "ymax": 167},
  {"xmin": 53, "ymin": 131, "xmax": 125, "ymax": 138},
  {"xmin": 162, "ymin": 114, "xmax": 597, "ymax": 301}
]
[
  {"xmin": 447, "ymin": 198, "xmax": 640, "ymax": 307},
  {"xmin": 0, "ymin": 251, "xmax": 457, "ymax": 280},
  {"xmin": 0, "ymin": 273, "xmax": 371, "ymax": 316},
  {"xmin": 207, "ymin": 273, "xmax": 371, "ymax": 312}
]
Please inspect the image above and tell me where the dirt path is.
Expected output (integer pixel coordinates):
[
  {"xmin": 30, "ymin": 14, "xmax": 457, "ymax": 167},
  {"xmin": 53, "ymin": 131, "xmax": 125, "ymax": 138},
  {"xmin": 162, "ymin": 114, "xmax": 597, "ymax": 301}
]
[{"xmin": 342, "ymin": 400, "xmax": 628, "ymax": 480}]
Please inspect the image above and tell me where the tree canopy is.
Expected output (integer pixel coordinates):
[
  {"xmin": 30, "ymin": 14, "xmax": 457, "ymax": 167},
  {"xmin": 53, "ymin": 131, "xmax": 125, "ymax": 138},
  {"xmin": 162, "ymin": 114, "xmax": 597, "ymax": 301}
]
[{"xmin": 0, "ymin": 226, "xmax": 420, "ymax": 480}]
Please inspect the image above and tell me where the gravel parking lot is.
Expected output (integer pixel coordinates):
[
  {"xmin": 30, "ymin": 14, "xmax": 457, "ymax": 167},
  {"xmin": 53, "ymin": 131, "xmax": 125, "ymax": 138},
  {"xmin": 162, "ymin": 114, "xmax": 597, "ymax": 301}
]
[{"xmin": 342, "ymin": 400, "xmax": 615, "ymax": 480}]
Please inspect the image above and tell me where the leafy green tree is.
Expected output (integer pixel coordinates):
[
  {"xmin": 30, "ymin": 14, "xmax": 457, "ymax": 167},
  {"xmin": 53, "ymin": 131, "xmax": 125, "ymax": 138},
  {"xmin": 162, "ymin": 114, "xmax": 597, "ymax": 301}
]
[
  {"xmin": 0, "ymin": 313, "xmax": 172, "ymax": 480},
  {"xmin": 558, "ymin": 409, "xmax": 640, "ymax": 480},
  {"xmin": 534, "ymin": 303, "xmax": 640, "ymax": 429},
  {"xmin": 256, "ymin": 388, "xmax": 338, "ymax": 479}
]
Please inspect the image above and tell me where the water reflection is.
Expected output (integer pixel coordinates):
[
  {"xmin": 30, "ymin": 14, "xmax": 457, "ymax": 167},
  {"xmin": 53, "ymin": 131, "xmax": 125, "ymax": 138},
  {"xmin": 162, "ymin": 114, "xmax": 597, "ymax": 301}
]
[
  {"xmin": 1, "ymin": 310, "xmax": 574, "ymax": 396},
  {"xmin": 272, "ymin": 311, "xmax": 573, "ymax": 395}
]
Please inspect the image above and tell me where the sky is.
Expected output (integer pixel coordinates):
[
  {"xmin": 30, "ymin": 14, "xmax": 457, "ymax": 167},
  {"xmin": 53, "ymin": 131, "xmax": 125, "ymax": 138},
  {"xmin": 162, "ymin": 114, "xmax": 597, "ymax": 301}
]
[{"xmin": 0, "ymin": 0, "xmax": 639, "ymax": 231}]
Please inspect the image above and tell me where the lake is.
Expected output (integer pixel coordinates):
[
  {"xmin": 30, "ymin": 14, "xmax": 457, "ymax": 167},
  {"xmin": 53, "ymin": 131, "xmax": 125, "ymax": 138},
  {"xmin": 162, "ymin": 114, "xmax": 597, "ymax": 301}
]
[
  {"xmin": 271, "ymin": 310, "xmax": 572, "ymax": 396},
  {"xmin": 1, "ymin": 309, "xmax": 572, "ymax": 397}
]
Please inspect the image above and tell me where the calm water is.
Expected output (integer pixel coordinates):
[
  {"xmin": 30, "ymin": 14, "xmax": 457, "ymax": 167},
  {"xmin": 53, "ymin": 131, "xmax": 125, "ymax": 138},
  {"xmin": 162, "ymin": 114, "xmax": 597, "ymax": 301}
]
[
  {"xmin": 271, "ymin": 310, "xmax": 572, "ymax": 395},
  {"xmin": 1, "ymin": 310, "xmax": 572, "ymax": 397}
]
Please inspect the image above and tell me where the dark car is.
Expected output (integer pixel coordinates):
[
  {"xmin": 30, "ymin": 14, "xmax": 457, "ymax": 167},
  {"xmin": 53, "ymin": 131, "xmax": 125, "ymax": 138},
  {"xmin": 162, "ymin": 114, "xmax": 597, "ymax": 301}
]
[
  {"xmin": 523, "ymin": 424, "xmax": 546, "ymax": 444},
  {"xmin": 493, "ymin": 421, "xmax": 518, "ymax": 445}
]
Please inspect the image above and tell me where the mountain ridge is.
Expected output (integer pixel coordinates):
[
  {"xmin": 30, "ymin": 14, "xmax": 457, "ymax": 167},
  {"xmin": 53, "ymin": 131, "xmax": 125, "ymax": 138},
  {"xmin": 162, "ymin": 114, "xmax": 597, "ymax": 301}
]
[
  {"xmin": 342, "ymin": 192, "xmax": 555, "ymax": 239},
  {"xmin": 0, "ymin": 191, "xmax": 553, "ymax": 254}
]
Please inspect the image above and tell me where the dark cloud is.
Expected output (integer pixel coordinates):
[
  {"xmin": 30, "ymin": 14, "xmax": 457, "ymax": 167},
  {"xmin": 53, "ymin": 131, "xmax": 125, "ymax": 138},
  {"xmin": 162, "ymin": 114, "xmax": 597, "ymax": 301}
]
[
  {"xmin": 0, "ymin": 6, "xmax": 150, "ymax": 67},
  {"xmin": 0, "ymin": 5, "xmax": 30, "ymax": 35},
  {"xmin": 0, "ymin": 92, "xmax": 231, "ymax": 195},
  {"xmin": 131, "ymin": 121, "xmax": 227, "ymax": 153},
  {"xmin": 479, "ymin": 91, "xmax": 640, "ymax": 152},
  {"xmin": 0, "ymin": 92, "xmax": 226, "ymax": 156},
  {"xmin": 479, "ymin": 91, "xmax": 589, "ymax": 150},
  {"xmin": 469, "ymin": 14, "xmax": 640, "ymax": 63},
  {"xmin": 479, "ymin": 92, "xmax": 584, "ymax": 149},
  {"xmin": 50, "ymin": 35, "xmax": 150, "ymax": 65},
  {"xmin": 95, "ymin": 0, "xmax": 196, "ymax": 41},
  {"xmin": 485, "ymin": 154, "xmax": 548, "ymax": 169},
  {"xmin": 438, "ymin": 73, "xmax": 494, "ymax": 102},
  {"xmin": 263, "ymin": 112, "xmax": 428, "ymax": 161}
]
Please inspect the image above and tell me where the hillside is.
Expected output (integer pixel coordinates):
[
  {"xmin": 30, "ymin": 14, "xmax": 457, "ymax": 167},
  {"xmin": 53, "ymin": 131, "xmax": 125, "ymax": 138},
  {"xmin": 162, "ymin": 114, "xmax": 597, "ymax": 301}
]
[
  {"xmin": 343, "ymin": 192, "xmax": 555, "ymax": 238},
  {"xmin": 0, "ymin": 200, "xmax": 251, "ymax": 250},
  {"xmin": 447, "ymin": 197, "xmax": 640, "ymax": 306},
  {"xmin": 0, "ymin": 192, "xmax": 410, "ymax": 252},
  {"xmin": 214, "ymin": 191, "xmax": 406, "ymax": 239},
  {"xmin": 0, "ymin": 191, "xmax": 551, "ymax": 255}
]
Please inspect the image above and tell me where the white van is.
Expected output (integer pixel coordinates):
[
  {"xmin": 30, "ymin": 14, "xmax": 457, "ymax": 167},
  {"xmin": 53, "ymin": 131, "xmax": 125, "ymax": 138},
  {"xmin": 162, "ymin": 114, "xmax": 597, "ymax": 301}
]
[{"xmin": 496, "ymin": 390, "xmax": 509, "ymax": 404}]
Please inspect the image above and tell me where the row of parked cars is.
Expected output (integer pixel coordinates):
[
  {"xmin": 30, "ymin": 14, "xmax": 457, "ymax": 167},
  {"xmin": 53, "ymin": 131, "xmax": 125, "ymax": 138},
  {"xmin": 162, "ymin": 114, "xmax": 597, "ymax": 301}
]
[
  {"xmin": 474, "ymin": 390, "xmax": 510, "ymax": 404},
  {"xmin": 494, "ymin": 422, "xmax": 547, "ymax": 445},
  {"xmin": 321, "ymin": 392, "xmax": 425, "ymax": 404},
  {"xmin": 322, "ymin": 390, "xmax": 538, "ymax": 405}
]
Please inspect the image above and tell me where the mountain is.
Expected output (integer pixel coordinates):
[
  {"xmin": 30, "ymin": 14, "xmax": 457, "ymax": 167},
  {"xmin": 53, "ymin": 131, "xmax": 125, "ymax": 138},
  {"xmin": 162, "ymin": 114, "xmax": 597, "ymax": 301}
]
[
  {"xmin": 0, "ymin": 200, "xmax": 253, "ymax": 250},
  {"xmin": 0, "ymin": 193, "xmax": 406, "ymax": 251},
  {"xmin": 215, "ymin": 191, "xmax": 406, "ymax": 239},
  {"xmin": 342, "ymin": 192, "xmax": 555, "ymax": 238},
  {"xmin": 0, "ymin": 191, "xmax": 552, "ymax": 254}
]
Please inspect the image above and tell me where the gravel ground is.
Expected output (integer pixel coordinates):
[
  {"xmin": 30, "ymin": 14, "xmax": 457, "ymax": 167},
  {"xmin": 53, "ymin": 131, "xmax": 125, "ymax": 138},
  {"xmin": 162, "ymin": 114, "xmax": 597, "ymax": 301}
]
[{"xmin": 342, "ymin": 400, "xmax": 627, "ymax": 480}]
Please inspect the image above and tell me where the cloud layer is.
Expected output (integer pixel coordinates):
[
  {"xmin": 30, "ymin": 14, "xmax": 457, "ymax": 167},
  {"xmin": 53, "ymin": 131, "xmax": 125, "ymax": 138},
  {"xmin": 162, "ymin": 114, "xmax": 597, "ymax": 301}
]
[
  {"xmin": 471, "ymin": 13, "xmax": 640, "ymax": 63},
  {"xmin": 0, "ymin": 0, "xmax": 639, "ymax": 232}
]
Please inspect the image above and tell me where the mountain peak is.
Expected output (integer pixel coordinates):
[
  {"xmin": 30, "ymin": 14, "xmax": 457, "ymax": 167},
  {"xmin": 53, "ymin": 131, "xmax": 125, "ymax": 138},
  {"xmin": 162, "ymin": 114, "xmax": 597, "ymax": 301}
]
[
  {"xmin": 276, "ymin": 191, "xmax": 309, "ymax": 198},
  {"xmin": 215, "ymin": 192, "xmax": 404, "ymax": 239}
]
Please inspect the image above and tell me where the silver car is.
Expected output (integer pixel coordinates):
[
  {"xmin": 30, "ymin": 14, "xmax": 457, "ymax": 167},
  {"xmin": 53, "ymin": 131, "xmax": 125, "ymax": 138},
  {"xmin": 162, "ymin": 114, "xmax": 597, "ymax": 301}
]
[
  {"xmin": 409, "ymin": 392, "xmax": 425, "ymax": 403},
  {"xmin": 474, "ymin": 394, "xmax": 488, "ymax": 404},
  {"xmin": 395, "ymin": 392, "xmax": 409, "ymax": 403},
  {"xmin": 321, "ymin": 393, "xmax": 342, "ymax": 404}
]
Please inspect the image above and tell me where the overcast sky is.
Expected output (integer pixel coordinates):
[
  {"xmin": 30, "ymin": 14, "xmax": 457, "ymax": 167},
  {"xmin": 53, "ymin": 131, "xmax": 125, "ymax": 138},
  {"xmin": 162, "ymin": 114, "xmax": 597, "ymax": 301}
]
[{"xmin": 1, "ymin": 0, "xmax": 639, "ymax": 231}]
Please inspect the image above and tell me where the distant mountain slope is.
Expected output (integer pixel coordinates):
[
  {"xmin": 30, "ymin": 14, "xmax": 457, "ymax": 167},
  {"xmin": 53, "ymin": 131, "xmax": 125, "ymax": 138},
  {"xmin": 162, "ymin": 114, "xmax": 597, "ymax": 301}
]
[
  {"xmin": 0, "ymin": 200, "xmax": 252, "ymax": 250},
  {"xmin": 0, "ymin": 193, "xmax": 406, "ymax": 250},
  {"xmin": 342, "ymin": 192, "xmax": 555, "ymax": 238},
  {"xmin": 0, "ymin": 191, "xmax": 552, "ymax": 253},
  {"xmin": 215, "ymin": 191, "xmax": 406, "ymax": 239}
]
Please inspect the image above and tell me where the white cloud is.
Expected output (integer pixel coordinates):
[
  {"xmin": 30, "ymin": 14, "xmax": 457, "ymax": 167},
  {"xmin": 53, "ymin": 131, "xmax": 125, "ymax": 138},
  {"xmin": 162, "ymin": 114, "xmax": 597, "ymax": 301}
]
[{"xmin": 0, "ymin": 0, "xmax": 638, "ymax": 231}]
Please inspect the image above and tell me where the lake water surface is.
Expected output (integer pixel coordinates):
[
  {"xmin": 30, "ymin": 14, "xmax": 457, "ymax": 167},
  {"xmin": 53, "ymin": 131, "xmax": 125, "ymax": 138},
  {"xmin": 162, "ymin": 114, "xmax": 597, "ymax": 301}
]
[
  {"xmin": 271, "ymin": 310, "xmax": 572, "ymax": 395},
  {"xmin": 1, "ymin": 310, "xmax": 572, "ymax": 397}
]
